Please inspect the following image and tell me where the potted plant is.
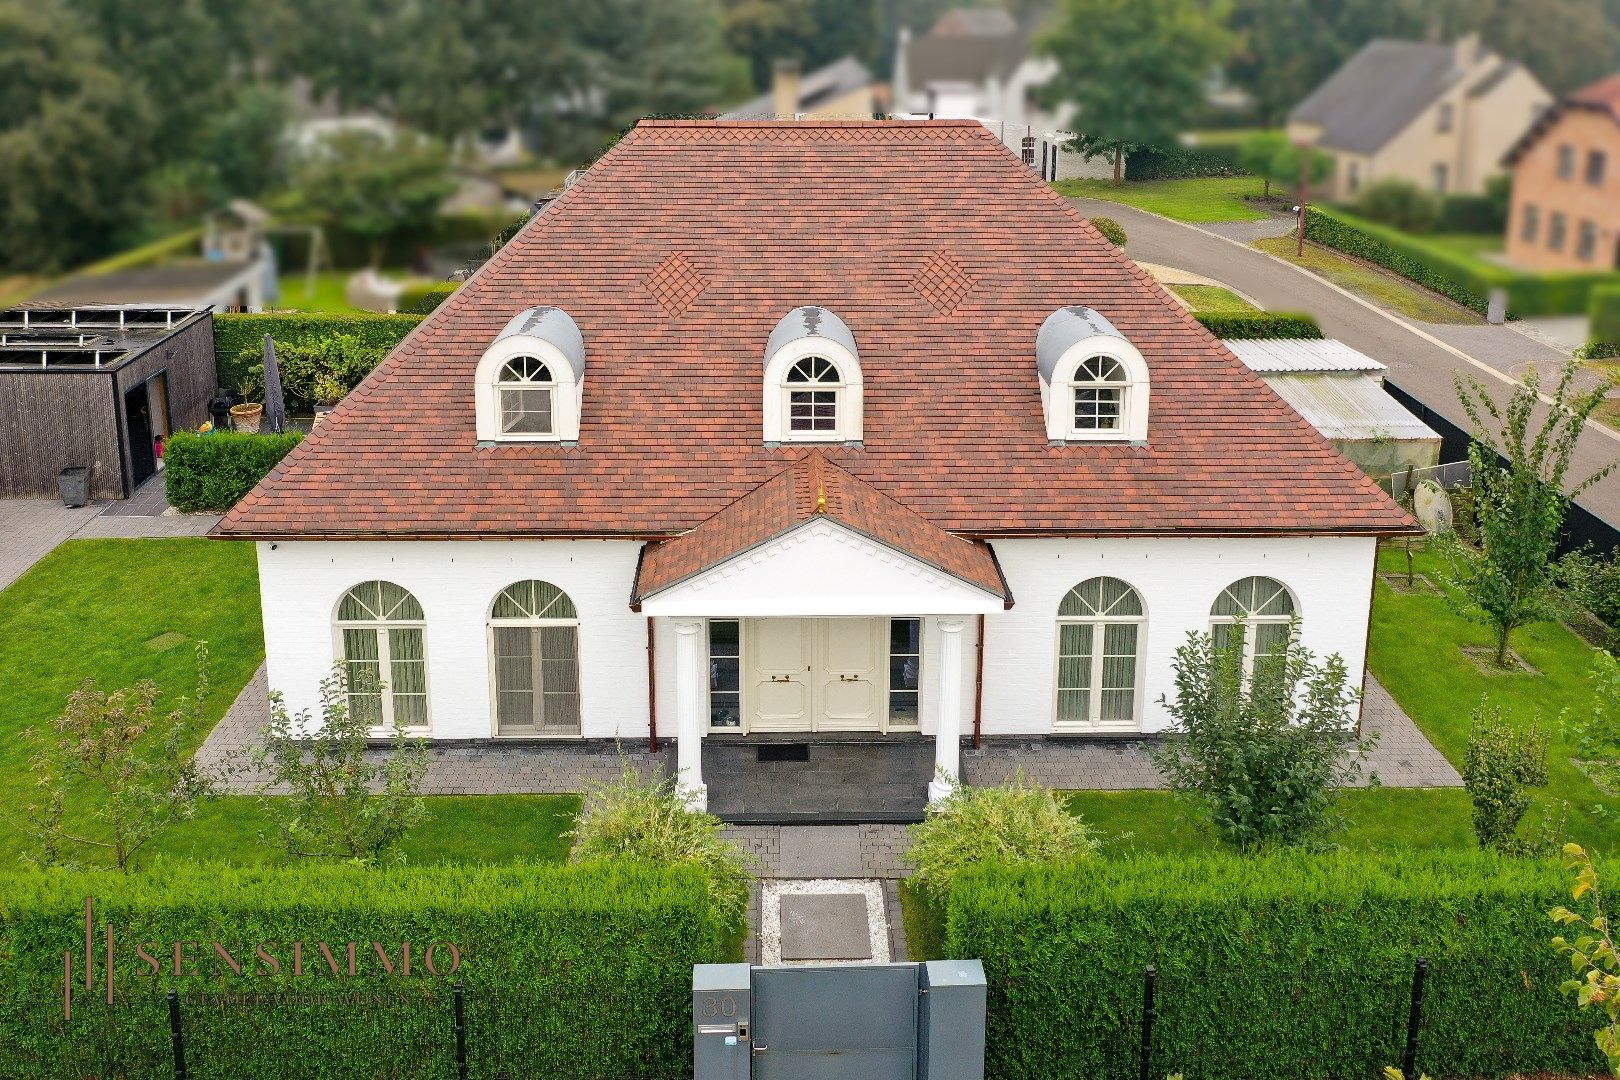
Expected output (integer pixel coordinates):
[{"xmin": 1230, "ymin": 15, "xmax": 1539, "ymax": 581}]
[
  {"xmin": 310, "ymin": 373, "xmax": 348, "ymax": 426},
  {"xmin": 229, "ymin": 373, "xmax": 264, "ymax": 434}
]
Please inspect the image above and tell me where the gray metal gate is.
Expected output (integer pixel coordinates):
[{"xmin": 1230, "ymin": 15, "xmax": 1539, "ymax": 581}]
[{"xmin": 693, "ymin": 960, "xmax": 984, "ymax": 1080}]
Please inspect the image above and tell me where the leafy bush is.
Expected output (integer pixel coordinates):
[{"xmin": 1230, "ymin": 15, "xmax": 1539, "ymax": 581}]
[
  {"xmin": 1194, "ymin": 310, "xmax": 1322, "ymax": 339},
  {"xmin": 163, "ymin": 430, "xmax": 302, "ymax": 513},
  {"xmin": 1577, "ymin": 341, "xmax": 1620, "ymax": 360},
  {"xmin": 905, "ymin": 775, "xmax": 1097, "ymax": 903},
  {"xmin": 1355, "ymin": 178, "xmax": 1441, "ymax": 234},
  {"xmin": 0, "ymin": 860, "xmax": 731, "ymax": 1079},
  {"xmin": 252, "ymin": 666, "xmax": 429, "ymax": 865},
  {"xmin": 213, "ymin": 312, "xmax": 421, "ymax": 399},
  {"xmin": 1591, "ymin": 283, "xmax": 1620, "ymax": 346},
  {"xmin": 1436, "ymin": 186, "xmax": 1508, "ymax": 234},
  {"xmin": 1237, "ymin": 131, "xmax": 1331, "ymax": 197},
  {"xmin": 1153, "ymin": 619, "xmax": 1371, "ymax": 850},
  {"xmin": 1088, "ymin": 216, "xmax": 1127, "ymax": 246},
  {"xmin": 945, "ymin": 851, "xmax": 1599, "ymax": 1080},
  {"xmin": 397, "ymin": 281, "xmax": 458, "ymax": 314},
  {"xmin": 1125, "ymin": 143, "xmax": 1247, "ymax": 181},
  {"xmin": 1462, "ymin": 702, "xmax": 1549, "ymax": 852},
  {"xmin": 571, "ymin": 764, "xmax": 752, "ymax": 934},
  {"xmin": 1552, "ymin": 843, "xmax": 1620, "ymax": 1075},
  {"xmin": 1305, "ymin": 206, "xmax": 1620, "ymax": 317},
  {"xmin": 1559, "ymin": 549, "xmax": 1620, "ymax": 648},
  {"xmin": 1563, "ymin": 652, "xmax": 1620, "ymax": 793},
  {"xmin": 236, "ymin": 331, "xmax": 389, "ymax": 409}
]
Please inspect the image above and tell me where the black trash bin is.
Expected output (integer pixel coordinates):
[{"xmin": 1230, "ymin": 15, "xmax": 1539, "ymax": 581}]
[
  {"xmin": 57, "ymin": 466, "xmax": 90, "ymax": 508},
  {"xmin": 208, "ymin": 390, "xmax": 235, "ymax": 432}
]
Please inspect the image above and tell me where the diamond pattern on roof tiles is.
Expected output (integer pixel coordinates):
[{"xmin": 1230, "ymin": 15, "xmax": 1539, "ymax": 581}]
[
  {"xmin": 644, "ymin": 251, "xmax": 709, "ymax": 318},
  {"xmin": 909, "ymin": 248, "xmax": 979, "ymax": 315}
]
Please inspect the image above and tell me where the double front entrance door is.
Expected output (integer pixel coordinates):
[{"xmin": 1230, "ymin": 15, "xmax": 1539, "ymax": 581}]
[{"xmin": 745, "ymin": 618, "xmax": 895, "ymax": 733}]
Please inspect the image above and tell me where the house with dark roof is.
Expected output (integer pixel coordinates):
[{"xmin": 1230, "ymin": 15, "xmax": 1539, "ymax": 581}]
[
  {"xmin": 217, "ymin": 120, "xmax": 1413, "ymax": 812},
  {"xmin": 1502, "ymin": 73, "xmax": 1620, "ymax": 271},
  {"xmin": 719, "ymin": 56, "xmax": 880, "ymax": 121},
  {"xmin": 891, "ymin": 8, "xmax": 1110, "ymax": 179},
  {"xmin": 1288, "ymin": 34, "xmax": 1551, "ymax": 201}
]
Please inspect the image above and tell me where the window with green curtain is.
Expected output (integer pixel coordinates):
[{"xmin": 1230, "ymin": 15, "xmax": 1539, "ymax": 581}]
[
  {"xmin": 335, "ymin": 581, "xmax": 428, "ymax": 730},
  {"xmin": 489, "ymin": 581, "xmax": 581, "ymax": 735},
  {"xmin": 1057, "ymin": 577, "xmax": 1143, "ymax": 727}
]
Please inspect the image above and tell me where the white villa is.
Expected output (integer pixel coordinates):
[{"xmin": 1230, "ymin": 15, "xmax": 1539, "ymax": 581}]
[{"xmin": 218, "ymin": 119, "xmax": 1414, "ymax": 809}]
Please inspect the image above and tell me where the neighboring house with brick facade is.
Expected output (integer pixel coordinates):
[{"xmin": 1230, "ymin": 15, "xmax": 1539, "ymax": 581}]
[
  {"xmin": 215, "ymin": 120, "xmax": 1414, "ymax": 809},
  {"xmin": 1503, "ymin": 73, "xmax": 1620, "ymax": 272},
  {"xmin": 1287, "ymin": 35, "xmax": 1551, "ymax": 201}
]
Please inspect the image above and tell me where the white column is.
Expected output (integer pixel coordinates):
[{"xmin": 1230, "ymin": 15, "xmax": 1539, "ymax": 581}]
[
  {"xmin": 928, "ymin": 618, "xmax": 966, "ymax": 805},
  {"xmin": 672, "ymin": 619, "xmax": 707, "ymax": 811}
]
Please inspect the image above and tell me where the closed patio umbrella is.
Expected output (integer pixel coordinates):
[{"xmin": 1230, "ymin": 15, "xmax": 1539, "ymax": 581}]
[{"xmin": 262, "ymin": 334, "xmax": 286, "ymax": 435}]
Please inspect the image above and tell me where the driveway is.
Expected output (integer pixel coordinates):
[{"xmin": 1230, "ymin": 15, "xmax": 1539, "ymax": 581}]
[{"xmin": 1069, "ymin": 197, "xmax": 1620, "ymax": 529}]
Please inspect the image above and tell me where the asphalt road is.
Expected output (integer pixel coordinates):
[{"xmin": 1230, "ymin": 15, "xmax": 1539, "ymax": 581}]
[{"xmin": 1068, "ymin": 197, "xmax": 1620, "ymax": 532}]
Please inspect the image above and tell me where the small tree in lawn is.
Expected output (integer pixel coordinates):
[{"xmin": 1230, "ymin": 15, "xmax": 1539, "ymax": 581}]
[
  {"xmin": 25, "ymin": 645, "xmax": 218, "ymax": 872},
  {"xmin": 252, "ymin": 665, "xmax": 428, "ymax": 865},
  {"xmin": 1445, "ymin": 365, "xmax": 1615, "ymax": 667},
  {"xmin": 1153, "ymin": 619, "xmax": 1373, "ymax": 851},
  {"xmin": 1552, "ymin": 843, "xmax": 1620, "ymax": 1075},
  {"xmin": 1237, "ymin": 131, "xmax": 1331, "ymax": 200},
  {"xmin": 1038, "ymin": 0, "xmax": 1234, "ymax": 186},
  {"xmin": 1462, "ymin": 701, "xmax": 1549, "ymax": 853},
  {"xmin": 292, "ymin": 129, "xmax": 456, "ymax": 267}
]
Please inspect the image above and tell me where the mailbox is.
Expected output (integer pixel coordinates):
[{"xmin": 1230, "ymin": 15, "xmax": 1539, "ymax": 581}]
[{"xmin": 694, "ymin": 963, "xmax": 750, "ymax": 1080}]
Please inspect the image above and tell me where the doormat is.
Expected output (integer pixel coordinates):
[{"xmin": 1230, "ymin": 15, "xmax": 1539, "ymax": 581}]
[{"xmin": 758, "ymin": 744, "xmax": 811, "ymax": 762}]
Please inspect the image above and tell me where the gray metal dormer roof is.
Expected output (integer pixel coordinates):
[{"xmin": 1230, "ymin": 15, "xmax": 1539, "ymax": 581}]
[
  {"xmin": 494, "ymin": 306, "xmax": 585, "ymax": 379},
  {"xmin": 764, "ymin": 305, "xmax": 858, "ymax": 365},
  {"xmin": 1036, "ymin": 306, "xmax": 1126, "ymax": 384}
]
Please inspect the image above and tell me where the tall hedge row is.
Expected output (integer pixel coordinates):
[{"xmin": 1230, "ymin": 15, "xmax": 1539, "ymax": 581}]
[
  {"xmin": 214, "ymin": 312, "xmax": 423, "ymax": 396},
  {"xmin": 1125, "ymin": 144, "xmax": 1248, "ymax": 181},
  {"xmin": 944, "ymin": 852, "xmax": 1599, "ymax": 1080},
  {"xmin": 397, "ymin": 281, "xmax": 460, "ymax": 315},
  {"xmin": 1193, "ymin": 310, "xmax": 1322, "ymax": 339},
  {"xmin": 1305, "ymin": 206, "xmax": 1619, "ymax": 317},
  {"xmin": 164, "ymin": 430, "xmax": 303, "ymax": 512},
  {"xmin": 0, "ymin": 862, "xmax": 729, "ymax": 1079},
  {"xmin": 1591, "ymin": 282, "xmax": 1620, "ymax": 345}
]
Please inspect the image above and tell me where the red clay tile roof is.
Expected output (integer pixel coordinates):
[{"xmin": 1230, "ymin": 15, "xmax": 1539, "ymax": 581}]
[
  {"xmin": 634, "ymin": 450, "xmax": 1009, "ymax": 603},
  {"xmin": 217, "ymin": 119, "xmax": 1413, "ymax": 540},
  {"xmin": 1571, "ymin": 72, "xmax": 1620, "ymax": 120},
  {"xmin": 1505, "ymin": 72, "xmax": 1620, "ymax": 165}
]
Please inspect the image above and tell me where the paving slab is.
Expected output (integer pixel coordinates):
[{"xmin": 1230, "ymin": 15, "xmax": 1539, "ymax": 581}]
[
  {"xmin": 779, "ymin": 893, "xmax": 872, "ymax": 961},
  {"xmin": 777, "ymin": 825, "xmax": 864, "ymax": 878}
]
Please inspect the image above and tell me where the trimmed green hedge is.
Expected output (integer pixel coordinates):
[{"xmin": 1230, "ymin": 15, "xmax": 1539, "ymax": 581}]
[
  {"xmin": 1305, "ymin": 206, "xmax": 1620, "ymax": 317},
  {"xmin": 398, "ymin": 281, "xmax": 459, "ymax": 315},
  {"xmin": 1126, "ymin": 144, "xmax": 1248, "ymax": 181},
  {"xmin": 0, "ymin": 861, "xmax": 730, "ymax": 1079},
  {"xmin": 214, "ymin": 312, "xmax": 422, "ymax": 397},
  {"xmin": 1591, "ymin": 283, "xmax": 1620, "ymax": 345},
  {"xmin": 1088, "ymin": 216, "xmax": 1127, "ymax": 247},
  {"xmin": 944, "ymin": 852, "xmax": 1599, "ymax": 1080},
  {"xmin": 164, "ymin": 430, "xmax": 303, "ymax": 512},
  {"xmin": 1193, "ymin": 310, "xmax": 1322, "ymax": 339}
]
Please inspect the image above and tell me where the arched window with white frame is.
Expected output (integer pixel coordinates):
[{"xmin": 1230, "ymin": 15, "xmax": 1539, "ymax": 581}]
[
  {"xmin": 497, "ymin": 355, "xmax": 555, "ymax": 435},
  {"xmin": 762, "ymin": 306, "xmax": 863, "ymax": 443},
  {"xmin": 1036, "ymin": 306, "xmax": 1149, "ymax": 443},
  {"xmin": 1209, "ymin": 576, "xmax": 1297, "ymax": 678},
  {"xmin": 1070, "ymin": 355, "xmax": 1129, "ymax": 433},
  {"xmin": 1055, "ymin": 576, "xmax": 1145, "ymax": 730},
  {"xmin": 785, "ymin": 355, "xmax": 843, "ymax": 434},
  {"xmin": 335, "ymin": 581, "xmax": 429, "ymax": 732},
  {"xmin": 489, "ymin": 580, "xmax": 581, "ymax": 736}
]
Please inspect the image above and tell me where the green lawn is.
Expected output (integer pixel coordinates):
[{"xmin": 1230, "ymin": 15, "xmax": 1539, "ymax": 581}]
[
  {"xmin": 1421, "ymin": 233, "xmax": 1505, "ymax": 259},
  {"xmin": 273, "ymin": 271, "xmax": 366, "ymax": 313},
  {"xmin": 1053, "ymin": 175, "xmax": 1271, "ymax": 223},
  {"xmin": 1254, "ymin": 235, "xmax": 1480, "ymax": 324},
  {"xmin": 0, "ymin": 539, "xmax": 576, "ymax": 869},
  {"xmin": 1169, "ymin": 283, "xmax": 1259, "ymax": 313}
]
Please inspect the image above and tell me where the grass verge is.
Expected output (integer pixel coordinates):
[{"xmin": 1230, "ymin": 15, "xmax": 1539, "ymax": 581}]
[
  {"xmin": 1054, "ymin": 176, "xmax": 1271, "ymax": 222},
  {"xmin": 1254, "ymin": 235, "xmax": 1480, "ymax": 324},
  {"xmin": 1169, "ymin": 283, "xmax": 1258, "ymax": 312}
]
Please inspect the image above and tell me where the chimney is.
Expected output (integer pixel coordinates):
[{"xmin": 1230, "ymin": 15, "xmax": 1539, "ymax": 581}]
[
  {"xmin": 773, "ymin": 59, "xmax": 802, "ymax": 120},
  {"xmin": 1453, "ymin": 31, "xmax": 1482, "ymax": 69}
]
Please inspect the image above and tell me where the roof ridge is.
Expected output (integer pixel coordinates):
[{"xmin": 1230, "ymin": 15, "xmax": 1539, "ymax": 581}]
[{"xmin": 637, "ymin": 118, "xmax": 981, "ymax": 129}]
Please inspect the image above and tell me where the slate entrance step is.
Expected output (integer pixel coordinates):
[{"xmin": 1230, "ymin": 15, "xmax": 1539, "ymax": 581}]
[
  {"xmin": 760, "ymin": 880, "xmax": 892, "ymax": 966},
  {"xmin": 705, "ymin": 740, "xmax": 932, "ymax": 824}
]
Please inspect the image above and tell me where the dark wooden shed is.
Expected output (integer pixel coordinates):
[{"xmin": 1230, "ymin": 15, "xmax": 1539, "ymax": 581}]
[{"xmin": 0, "ymin": 306, "xmax": 217, "ymax": 500}]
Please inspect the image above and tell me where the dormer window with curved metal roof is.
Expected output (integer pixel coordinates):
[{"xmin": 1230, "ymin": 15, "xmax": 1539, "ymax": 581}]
[
  {"xmin": 763, "ymin": 306, "xmax": 862, "ymax": 443},
  {"xmin": 475, "ymin": 306, "xmax": 585, "ymax": 443},
  {"xmin": 1036, "ymin": 306, "xmax": 1150, "ymax": 444}
]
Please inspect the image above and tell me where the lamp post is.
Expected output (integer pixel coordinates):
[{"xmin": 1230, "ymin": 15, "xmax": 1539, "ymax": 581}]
[{"xmin": 1293, "ymin": 135, "xmax": 1317, "ymax": 258}]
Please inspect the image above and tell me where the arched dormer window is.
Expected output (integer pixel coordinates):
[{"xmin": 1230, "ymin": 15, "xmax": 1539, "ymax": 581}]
[
  {"xmin": 1036, "ymin": 306, "xmax": 1149, "ymax": 443},
  {"xmin": 763, "ymin": 306, "xmax": 862, "ymax": 443},
  {"xmin": 474, "ymin": 306, "xmax": 585, "ymax": 443}
]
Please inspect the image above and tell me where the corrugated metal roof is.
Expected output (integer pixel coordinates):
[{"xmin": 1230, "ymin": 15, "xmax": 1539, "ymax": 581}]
[
  {"xmin": 1259, "ymin": 371, "xmax": 1439, "ymax": 443},
  {"xmin": 1223, "ymin": 338, "xmax": 1387, "ymax": 374}
]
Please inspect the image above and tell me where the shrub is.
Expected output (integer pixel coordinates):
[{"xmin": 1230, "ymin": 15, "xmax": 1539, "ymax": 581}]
[
  {"xmin": 1152, "ymin": 619, "xmax": 1371, "ymax": 850},
  {"xmin": 1577, "ymin": 341, "xmax": 1620, "ymax": 360},
  {"xmin": 1462, "ymin": 702, "xmax": 1549, "ymax": 853},
  {"xmin": 1194, "ymin": 310, "xmax": 1322, "ymax": 339},
  {"xmin": 397, "ymin": 281, "xmax": 458, "ymax": 314},
  {"xmin": 905, "ymin": 775, "xmax": 1097, "ymax": 903},
  {"xmin": 1436, "ymin": 191, "xmax": 1508, "ymax": 234},
  {"xmin": 1559, "ymin": 549, "xmax": 1620, "ymax": 648},
  {"xmin": 252, "ymin": 666, "xmax": 429, "ymax": 865},
  {"xmin": 240, "ymin": 331, "xmax": 389, "ymax": 408},
  {"xmin": 1356, "ymin": 178, "xmax": 1441, "ymax": 234},
  {"xmin": 571, "ymin": 764, "xmax": 752, "ymax": 934},
  {"xmin": 213, "ymin": 312, "xmax": 421, "ymax": 398},
  {"xmin": 1088, "ymin": 216, "xmax": 1127, "ymax": 246},
  {"xmin": 0, "ymin": 860, "xmax": 730, "ymax": 1079},
  {"xmin": 945, "ymin": 851, "xmax": 1599, "ymax": 1080},
  {"xmin": 163, "ymin": 430, "xmax": 302, "ymax": 513},
  {"xmin": 1124, "ymin": 143, "xmax": 1247, "ymax": 181},
  {"xmin": 1563, "ymin": 653, "xmax": 1620, "ymax": 793},
  {"xmin": 1552, "ymin": 843, "xmax": 1620, "ymax": 1074},
  {"xmin": 1591, "ymin": 283, "xmax": 1620, "ymax": 346}
]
